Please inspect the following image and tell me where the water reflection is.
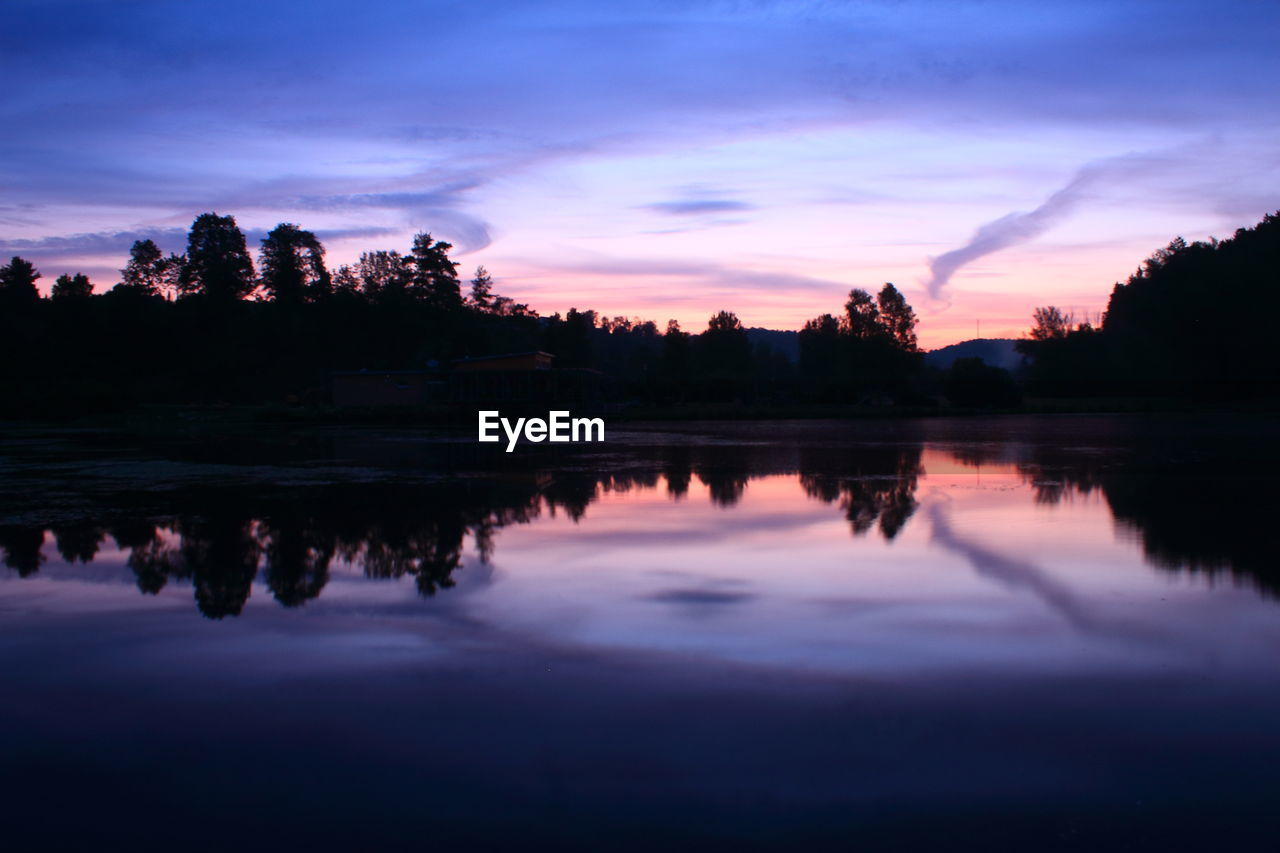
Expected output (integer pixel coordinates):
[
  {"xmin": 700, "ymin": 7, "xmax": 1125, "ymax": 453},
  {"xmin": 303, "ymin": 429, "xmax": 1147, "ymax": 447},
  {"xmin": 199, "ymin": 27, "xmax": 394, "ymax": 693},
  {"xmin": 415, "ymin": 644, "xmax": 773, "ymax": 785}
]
[
  {"xmin": 799, "ymin": 443, "xmax": 922, "ymax": 539},
  {"xmin": 4, "ymin": 420, "xmax": 1278, "ymax": 850},
  {"xmin": 0, "ymin": 525, "xmax": 44, "ymax": 577},
  {"xmin": 1, "ymin": 423, "xmax": 1276, "ymax": 617},
  {"xmin": 990, "ymin": 441, "xmax": 1277, "ymax": 597}
]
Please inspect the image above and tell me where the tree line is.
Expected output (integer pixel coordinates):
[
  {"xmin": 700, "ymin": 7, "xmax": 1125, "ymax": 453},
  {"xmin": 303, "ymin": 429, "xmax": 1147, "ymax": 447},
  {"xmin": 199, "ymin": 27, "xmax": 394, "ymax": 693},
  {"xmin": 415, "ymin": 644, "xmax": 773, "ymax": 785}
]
[
  {"xmin": 0, "ymin": 211, "xmax": 927, "ymax": 415},
  {"xmin": 9, "ymin": 207, "xmax": 1266, "ymax": 416},
  {"xmin": 1018, "ymin": 210, "xmax": 1280, "ymax": 399}
]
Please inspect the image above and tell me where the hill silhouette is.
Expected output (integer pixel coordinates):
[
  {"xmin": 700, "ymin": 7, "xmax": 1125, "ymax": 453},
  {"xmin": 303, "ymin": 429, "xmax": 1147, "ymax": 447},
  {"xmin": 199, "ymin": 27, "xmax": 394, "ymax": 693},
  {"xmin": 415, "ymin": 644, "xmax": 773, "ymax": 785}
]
[{"xmin": 925, "ymin": 338, "xmax": 1022, "ymax": 373}]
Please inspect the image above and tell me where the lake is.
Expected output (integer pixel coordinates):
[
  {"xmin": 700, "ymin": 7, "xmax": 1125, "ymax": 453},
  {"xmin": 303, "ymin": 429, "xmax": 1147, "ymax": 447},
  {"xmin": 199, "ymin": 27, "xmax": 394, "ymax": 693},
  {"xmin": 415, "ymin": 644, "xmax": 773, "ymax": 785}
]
[{"xmin": 1, "ymin": 415, "xmax": 1278, "ymax": 850}]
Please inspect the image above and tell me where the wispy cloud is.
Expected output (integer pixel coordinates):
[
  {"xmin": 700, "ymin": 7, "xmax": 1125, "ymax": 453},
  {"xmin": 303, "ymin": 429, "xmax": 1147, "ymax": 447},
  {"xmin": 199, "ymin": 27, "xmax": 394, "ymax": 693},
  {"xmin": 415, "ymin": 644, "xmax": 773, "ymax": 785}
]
[
  {"xmin": 922, "ymin": 148, "xmax": 1196, "ymax": 300},
  {"xmin": 0, "ymin": 228, "xmax": 188, "ymax": 257},
  {"xmin": 644, "ymin": 199, "xmax": 755, "ymax": 216}
]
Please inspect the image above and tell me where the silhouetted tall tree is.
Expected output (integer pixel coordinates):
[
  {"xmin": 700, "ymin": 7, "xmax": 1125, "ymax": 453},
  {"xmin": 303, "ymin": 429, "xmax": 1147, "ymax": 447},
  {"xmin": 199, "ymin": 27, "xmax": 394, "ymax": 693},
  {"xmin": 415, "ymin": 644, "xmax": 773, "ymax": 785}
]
[
  {"xmin": 1028, "ymin": 306, "xmax": 1070, "ymax": 341},
  {"xmin": 0, "ymin": 256, "xmax": 41, "ymax": 306},
  {"xmin": 118, "ymin": 239, "xmax": 179, "ymax": 298},
  {"xmin": 357, "ymin": 250, "xmax": 410, "ymax": 303},
  {"xmin": 332, "ymin": 264, "xmax": 361, "ymax": 299},
  {"xmin": 660, "ymin": 319, "xmax": 691, "ymax": 387},
  {"xmin": 876, "ymin": 283, "xmax": 918, "ymax": 351},
  {"xmin": 469, "ymin": 265, "xmax": 494, "ymax": 311},
  {"xmin": 259, "ymin": 223, "xmax": 330, "ymax": 304},
  {"xmin": 50, "ymin": 273, "xmax": 93, "ymax": 300},
  {"xmin": 698, "ymin": 311, "xmax": 751, "ymax": 370},
  {"xmin": 408, "ymin": 232, "xmax": 461, "ymax": 310},
  {"xmin": 179, "ymin": 212, "xmax": 256, "ymax": 300},
  {"xmin": 844, "ymin": 288, "xmax": 881, "ymax": 339}
]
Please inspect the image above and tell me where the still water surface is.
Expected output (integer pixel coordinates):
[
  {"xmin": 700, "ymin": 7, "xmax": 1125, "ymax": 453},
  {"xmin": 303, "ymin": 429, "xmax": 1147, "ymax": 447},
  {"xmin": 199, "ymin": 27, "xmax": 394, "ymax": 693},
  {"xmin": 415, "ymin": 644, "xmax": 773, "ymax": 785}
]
[{"xmin": 1, "ymin": 416, "xmax": 1277, "ymax": 849}]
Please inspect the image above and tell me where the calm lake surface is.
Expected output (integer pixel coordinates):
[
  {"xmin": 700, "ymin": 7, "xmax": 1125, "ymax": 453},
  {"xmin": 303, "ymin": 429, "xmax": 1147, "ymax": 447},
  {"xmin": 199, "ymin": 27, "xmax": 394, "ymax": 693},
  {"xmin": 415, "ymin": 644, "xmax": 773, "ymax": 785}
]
[{"xmin": 1, "ymin": 415, "xmax": 1278, "ymax": 850}]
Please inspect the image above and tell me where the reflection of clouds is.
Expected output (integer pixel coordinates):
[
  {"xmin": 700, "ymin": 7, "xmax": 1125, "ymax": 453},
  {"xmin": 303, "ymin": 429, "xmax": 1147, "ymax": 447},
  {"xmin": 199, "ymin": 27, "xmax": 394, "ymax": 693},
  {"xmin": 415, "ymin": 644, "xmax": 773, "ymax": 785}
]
[
  {"xmin": 643, "ymin": 581, "xmax": 756, "ymax": 618},
  {"xmin": 646, "ymin": 588, "xmax": 755, "ymax": 606},
  {"xmin": 923, "ymin": 497, "xmax": 1196, "ymax": 655},
  {"xmin": 642, "ymin": 570, "xmax": 756, "ymax": 616},
  {"xmin": 926, "ymin": 498, "xmax": 1093, "ymax": 628}
]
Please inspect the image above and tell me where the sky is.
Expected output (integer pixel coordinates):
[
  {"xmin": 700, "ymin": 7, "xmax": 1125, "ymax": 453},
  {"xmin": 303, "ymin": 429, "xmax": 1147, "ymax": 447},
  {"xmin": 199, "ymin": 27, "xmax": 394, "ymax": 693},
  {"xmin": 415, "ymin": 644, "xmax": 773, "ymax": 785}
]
[{"xmin": 2, "ymin": 0, "xmax": 1278, "ymax": 348}]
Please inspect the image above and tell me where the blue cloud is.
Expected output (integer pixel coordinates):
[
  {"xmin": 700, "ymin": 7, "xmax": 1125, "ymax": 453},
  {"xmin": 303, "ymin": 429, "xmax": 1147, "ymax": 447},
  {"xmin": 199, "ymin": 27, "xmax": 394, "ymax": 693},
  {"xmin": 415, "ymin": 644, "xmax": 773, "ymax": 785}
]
[{"xmin": 644, "ymin": 199, "xmax": 755, "ymax": 216}]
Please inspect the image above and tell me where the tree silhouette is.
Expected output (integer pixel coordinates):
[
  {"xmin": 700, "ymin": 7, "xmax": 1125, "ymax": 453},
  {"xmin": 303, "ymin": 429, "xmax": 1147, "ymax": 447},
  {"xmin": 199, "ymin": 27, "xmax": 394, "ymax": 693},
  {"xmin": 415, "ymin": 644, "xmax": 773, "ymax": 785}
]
[
  {"xmin": 1028, "ymin": 306, "xmax": 1070, "ymax": 341},
  {"xmin": 843, "ymin": 288, "xmax": 881, "ymax": 339},
  {"xmin": 0, "ymin": 256, "xmax": 41, "ymax": 306},
  {"xmin": 118, "ymin": 239, "xmax": 181, "ymax": 298},
  {"xmin": 357, "ymin": 250, "xmax": 410, "ymax": 303},
  {"xmin": 469, "ymin": 265, "xmax": 494, "ymax": 311},
  {"xmin": 876, "ymin": 283, "xmax": 918, "ymax": 351},
  {"xmin": 51, "ymin": 273, "xmax": 93, "ymax": 300},
  {"xmin": 179, "ymin": 212, "xmax": 256, "ymax": 300},
  {"xmin": 696, "ymin": 311, "xmax": 752, "ymax": 377},
  {"xmin": 798, "ymin": 286, "xmax": 923, "ymax": 402},
  {"xmin": 659, "ymin": 319, "xmax": 692, "ymax": 399},
  {"xmin": 409, "ymin": 232, "xmax": 461, "ymax": 310},
  {"xmin": 331, "ymin": 264, "xmax": 361, "ymax": 299},
  {"xmin": 799, "ymin": 313, "xmax": 844, "ymax": 394},
  {"xmin": 259, "ymin": 223, "xmax": 331, "ymax": 304}
]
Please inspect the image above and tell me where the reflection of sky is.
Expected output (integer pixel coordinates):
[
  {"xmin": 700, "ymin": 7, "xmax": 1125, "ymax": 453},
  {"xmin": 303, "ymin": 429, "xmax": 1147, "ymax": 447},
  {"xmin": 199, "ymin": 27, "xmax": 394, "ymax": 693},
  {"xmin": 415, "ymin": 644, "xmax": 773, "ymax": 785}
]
[
  {"xmin": 4, "ymin": 449, "xmax": 1276, "ymax": 680},
  {"xmin": 3, "ymin": 1, "xmax": 1279, "ymax": 346}
]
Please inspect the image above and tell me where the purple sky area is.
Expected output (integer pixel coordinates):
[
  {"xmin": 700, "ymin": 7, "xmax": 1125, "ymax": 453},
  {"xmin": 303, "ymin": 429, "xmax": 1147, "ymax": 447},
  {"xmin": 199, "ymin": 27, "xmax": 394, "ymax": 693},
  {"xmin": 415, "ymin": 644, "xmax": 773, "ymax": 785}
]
[{"xmin": 2, "ymin": 0, "xmax": 1278, "ymax": 345}]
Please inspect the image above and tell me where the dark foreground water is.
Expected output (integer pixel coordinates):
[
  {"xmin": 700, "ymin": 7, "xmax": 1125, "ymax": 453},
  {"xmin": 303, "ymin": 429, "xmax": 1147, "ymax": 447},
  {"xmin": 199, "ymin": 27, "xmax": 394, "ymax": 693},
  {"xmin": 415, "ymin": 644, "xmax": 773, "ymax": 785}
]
[{"xmin": 1, "ymin": 415, "xmax": 1278, "ymax": 850}]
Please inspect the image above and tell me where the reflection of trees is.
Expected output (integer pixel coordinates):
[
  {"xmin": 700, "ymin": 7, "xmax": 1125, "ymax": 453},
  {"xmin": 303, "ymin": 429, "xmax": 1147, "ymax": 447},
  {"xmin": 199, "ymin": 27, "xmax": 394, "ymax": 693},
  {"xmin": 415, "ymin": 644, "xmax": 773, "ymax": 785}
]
[
  {"xmin": 542, "ymin": 472, "xmax": 600, "ymax": 521},
  {"xmin": 699, "ymin": 468, "xmax": 749, "ymax": 507},
  {"xmin": 180, "ymin": 517, "xmax": 262, "ymax": 619},
  {"xmin": 1015, "ymin": 459, "xmax": 1105, "ymax": 506},
  {"xmin": 799, "ymin": 445, "xmax": 924, "ymax": 540},
  {"xmin": 0, "ymin": 526, "xmax": 44, "ymax": 577},
  {"xmin": 261, "ymin": 519, "xmax": 334, "ymax": 607},
  {"xmin": 947, "ymin": 438, "xmax": 1279, "ymax": 598},
  {"xmin": 128, "ymin": 534, "xmax": 182, "ymax": 595},
  {"xmin": 0, "ymin": 480, "xmax": 561, "ymax": 618},
  {"xmin": 361, "ymin": 515, "xmax": 464, "ymax": 597},
  {"xmin": 662, "ymin": 446, "xmax": 693, "ymax": 500},
  {"xmin": 2, "ymin": 439, "xmax": 930, "ymax": 615},
  {"xmin": 52, "ymin": 523, "xmax": 104, "ymax": 563},
  {"xmin": 1099, "ymin": 469, "xmax": 1275, "ymax": 597}
]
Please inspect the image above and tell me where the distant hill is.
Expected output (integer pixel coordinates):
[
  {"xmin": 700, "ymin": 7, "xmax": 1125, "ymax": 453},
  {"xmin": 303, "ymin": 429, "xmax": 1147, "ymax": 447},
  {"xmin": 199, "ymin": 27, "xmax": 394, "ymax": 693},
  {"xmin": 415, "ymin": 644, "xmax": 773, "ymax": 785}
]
[
  {"xmin": 925, "ymin": 338, "xmax": 1024, "ymax": 372},
  {"xmin": 746, "ymin": 327, "xmax": 800, "ymax": 363},
  {"xmin": 742, "ymin": 331, "xmax": 1022, "ymax": 370}
]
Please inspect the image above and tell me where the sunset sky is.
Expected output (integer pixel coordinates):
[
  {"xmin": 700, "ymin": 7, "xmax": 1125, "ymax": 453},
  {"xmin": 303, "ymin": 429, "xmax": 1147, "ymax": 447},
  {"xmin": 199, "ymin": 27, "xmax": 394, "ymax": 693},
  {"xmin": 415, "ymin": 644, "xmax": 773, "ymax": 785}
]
[{"xmin": 3, "ymin": 0, "xmax": 1278, "ymax": 347}]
